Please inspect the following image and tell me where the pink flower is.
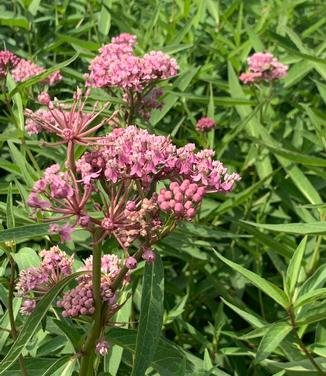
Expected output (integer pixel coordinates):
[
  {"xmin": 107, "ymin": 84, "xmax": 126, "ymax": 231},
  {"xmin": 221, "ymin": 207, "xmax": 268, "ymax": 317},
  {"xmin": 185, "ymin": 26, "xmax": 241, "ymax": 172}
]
[
  {"xmin": 12, "ymin": 58, "xmax": 62, "ymax": 85},
  {"xmin": 27, "ymin": 192, "xmax": 50, "ymax": 209},
  {"xmin": 38, "ymin": 91, "xmax": 51, "ymax": 105},
  {"xmin": 125, "ymin": 256, "xmax": 137, "ymax": 269},
  {"xmin": 86, "ymin": 33, "xmax": 178, "ymax": 92},
  {"xmin": 0, "ymin": 50, "xmax": 20, "ymax": 78},
  {"xmin": 196, "ymin": 117, "xmax": 216, "ymax": 132},
  {"xmin": 96, "ymin": 340, "xmax": 110, "ymax": 356},
  {"xmin": 240, "ymin": 52, "xmax": 288, "ymax": 84},
  {"xmin": 49, "ymin": 223, "xmax": 74, "ymax": 242},
  {"xmin": 142, "ymin": 249, "xmax": 156, "ymax": 263}
]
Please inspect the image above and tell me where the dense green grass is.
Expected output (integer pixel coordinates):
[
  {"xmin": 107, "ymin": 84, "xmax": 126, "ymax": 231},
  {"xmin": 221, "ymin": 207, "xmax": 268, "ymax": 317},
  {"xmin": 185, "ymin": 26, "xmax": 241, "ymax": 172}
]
[{"xmin": 0, "ymin": 0, "xmax": 326, "ymax": 375}]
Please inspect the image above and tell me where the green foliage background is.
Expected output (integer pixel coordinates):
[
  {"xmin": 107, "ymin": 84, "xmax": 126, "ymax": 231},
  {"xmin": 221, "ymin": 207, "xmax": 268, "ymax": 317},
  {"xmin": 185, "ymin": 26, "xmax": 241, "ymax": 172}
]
[{"xmin": 0, "ymin": 0, "xmax": 326, "ymax": 375}]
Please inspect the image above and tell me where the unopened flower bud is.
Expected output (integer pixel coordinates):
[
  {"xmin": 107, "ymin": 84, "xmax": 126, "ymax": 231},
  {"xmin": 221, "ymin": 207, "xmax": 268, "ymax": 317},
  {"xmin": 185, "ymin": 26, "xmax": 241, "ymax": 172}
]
[
  {"xmin": 125, "ymin": 256, "xmax": 137, "ymax": 269},
  {"xmin": 37, "ymin": 91, "xmax": 51, "ymax": 105},
  {"xmin": 142, "ymin": 249, "xmax": 156, "ymax": 263}
]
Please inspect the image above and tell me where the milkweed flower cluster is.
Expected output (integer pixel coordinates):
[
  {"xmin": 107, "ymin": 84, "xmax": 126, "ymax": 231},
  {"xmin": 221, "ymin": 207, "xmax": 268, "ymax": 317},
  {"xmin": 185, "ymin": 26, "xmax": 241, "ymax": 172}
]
[
  {"xmin": 57, "ymin": 254, "xmax": 126, "ymax": 318},
  {"xmin": 0, "ymin": 51, "xmax": 20, "ymax": 78},
  {"xmin": 16, "ymin": 246, "xmax": 73, "ymax": 315},
  {"xmin": 196, "ymin": 117, "xmax": 216, "ymax": 132},
  {"xmin": 12, "ymin": 58, "xmax": 62, "ymax": 85},
  {"xmin": 240, "ymin": 52, "xmax": 288, "ymax": 84},
  {"xmin": 85, "ymin": 33, "xmax": 178, "ymax": 91},
  {"xmin": 85, "ymin": 33, "xmax": 178, "ymax": 122},
  {"xmin": 16, "ymin": 247, "xmax": 128, "ymax": 319},
  {"xmin": 27, "ymin": 125, "xmax": 240, "ymax": 253}
]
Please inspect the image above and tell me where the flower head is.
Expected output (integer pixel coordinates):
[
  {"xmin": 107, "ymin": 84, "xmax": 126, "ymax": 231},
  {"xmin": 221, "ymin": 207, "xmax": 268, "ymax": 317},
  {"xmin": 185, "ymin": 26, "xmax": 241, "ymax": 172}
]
[
  {"xmin": 12, "ymin": 58, "xmax": 62, "ymax": 85},
  {"xmin": 240, "ymin": 52, "xmax": 288, "ymax": 84},
  {"xmin": 0, "ymin": 50, "xmax": 20, "ymax": 78},
  {"xmin": 196, "ymin": 117, "xmax": 216, "ymax": 132}
]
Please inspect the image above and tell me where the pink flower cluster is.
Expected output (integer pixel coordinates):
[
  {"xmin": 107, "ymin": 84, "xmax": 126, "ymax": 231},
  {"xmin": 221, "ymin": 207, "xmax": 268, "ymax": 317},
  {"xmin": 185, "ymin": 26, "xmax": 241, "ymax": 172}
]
[
  {"xmin": 16, "ymin": 246, "xmax": 73, "ymax": 315},
  {"xmin": 27, "ymin": 126, "xmax": 240, "ymax": 249},
  {"xmin": 57, "ymin": 255, "xmax": 123, "ymax": 317},
  {"xmin": 0, "ymin": 51, "xmax": 20, "ymax": 78},
  {"xmin": 24, "ymin": 89, "xmax": 103, "ymax": 143},
  {"xmin": 85, "ymin": 33, "xmax": 178, "ymax": 92},
  {"xmin": 158, "ymin": 180, "xmax": 205, "ymax": 220},
  {"xmin": 12, "ymin": 58, "xmax": 62, "ymax": 86},
  {"xmin": 196, "ymin": 117, "xmax": 216, "ymax": 132},
  {"xmin": 240, "ymin": 52, "xmax": 288, "ymax": 84},
  {"xmin": 79, "ymin": 126, "xmax": 240, "ymax": 192}
]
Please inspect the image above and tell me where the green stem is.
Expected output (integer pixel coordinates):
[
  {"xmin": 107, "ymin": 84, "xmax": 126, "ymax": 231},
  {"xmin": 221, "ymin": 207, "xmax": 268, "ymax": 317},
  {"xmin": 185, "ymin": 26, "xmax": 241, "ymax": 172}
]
[
  {"xmin": 7, "ymin": 256, "xmax": 28, "ymax": 376},
  {"xmin": 288, "ymin": 307, "xmax": 326, "ymax": 376},
  {"xmin": 79, "ymin": 241, "xmax": 103, "ymax": 376}
]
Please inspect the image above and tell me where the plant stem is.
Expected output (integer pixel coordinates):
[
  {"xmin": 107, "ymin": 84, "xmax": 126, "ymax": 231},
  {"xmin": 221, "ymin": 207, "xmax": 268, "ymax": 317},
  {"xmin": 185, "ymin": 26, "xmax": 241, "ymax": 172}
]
[
  {"xmin": 8, "ymin": 256, "xmax": 28, "ymax": 376},
  {"xmin": 288, "ymin": 307, "xmax": 326, "ymax": 375},
  {"xmin": 79, "ymin": 241, "xmax": 103, "ymax": 376}
]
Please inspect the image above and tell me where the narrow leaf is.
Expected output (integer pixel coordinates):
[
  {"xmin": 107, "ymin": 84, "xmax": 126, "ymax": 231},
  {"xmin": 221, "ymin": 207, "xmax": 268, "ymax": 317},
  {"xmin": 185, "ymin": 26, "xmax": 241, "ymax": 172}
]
[
  {"xmin": 286, "ymin": 237, "xmax": 307, "ymax": 296},
  {"xmin": 131, "ymin": 254, "xmax": 164, "ymax": 376},
  {"xmin": 214, "ymin": 251, "xmax": 288, "ymax": 308}
]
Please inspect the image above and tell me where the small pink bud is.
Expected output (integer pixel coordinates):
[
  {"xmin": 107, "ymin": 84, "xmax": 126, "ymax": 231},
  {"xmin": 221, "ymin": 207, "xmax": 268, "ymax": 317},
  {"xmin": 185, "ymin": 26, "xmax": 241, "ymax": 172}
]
[
  {"xmin": 164, "ymin": 191, "xmax": 173, "ymax": 200},
  {"xmin": 184, "ymin": 201, "xmax": 193, "ymax": 210},
  {"xmin": 169, "ymin": 199, "xmax": 176, "ymax": 208},
  {"xmin": 185, "ymin": 188, "xmax": 194, "ymax": 198},
  {"xmin": 159, "ymin": 201, "xmax": 169, "ymax": 211},
  {"xmin": 126, "ymin": 200, "xmax": 136, "ymax": 211},
  {"xmin": 174, "ymin": 203, "xmax": 184, "ymax": 213},
  {"xmin": 96, "ymin": 340, "xmax": 110, "ymax": 356},
  {"xmin": 174, "ymin": 192, "xmax": 183, "ymax": 202},
  {"xmin": 192, "ymin": 193, "xmax": 202, "ymax": 203},
  {"xmin": 169, "ymin": 182, "xmax": 179, "ymax": 190},
  {"xmin": 78, "ymin": 215, "xmax": 90, "ymax": 227},
  {"xmin": 37, "ymin": 91, "xmax": 51, "ymax": 105},
  {"xmin": 186, "ymin": 208, "xmax": 196, "ymax": 218},
  {"xmin": 125, "ymin": 256, "xmax": 137, "ymax": 269},
  {"xmin": 142, "ymin": 249, "xmax": 156, "ymax": 263}
]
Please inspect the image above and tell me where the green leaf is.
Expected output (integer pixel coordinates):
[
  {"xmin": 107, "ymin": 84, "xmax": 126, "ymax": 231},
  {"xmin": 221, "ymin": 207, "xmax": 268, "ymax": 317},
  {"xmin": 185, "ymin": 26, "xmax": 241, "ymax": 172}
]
[
  {"xmin": 221, "ymin": 298, "xmax": 265, "ymax": 328},
  {"xmin": 214, "ymin": 251, "xmax": 288, "ymax": 308},
  {"xmin": 255, "ymin": 321, "xmax": 291, "ymax": 363},
  {"xmin": 107, "ymin": 328, "xmax": 194, "ymax": 375},
  {"xmin": 12, "ymin": 247, "xmax": 40, "ymax": 270},
  {"xmin": 294, "ymin": 288, "xmax": 326, "ymax": 309},
  {"xmin": 0, "ymin": 272, "xmax": 83, "ymax": 374},
  {"xmin": 106, "ymin": 291, "xmax": 132, "ymax": 376},
  {"xmin": 9, "ymin": 54, "xmax": 79, "ymax": 97},
  {"xmin": 98, "ymin": 0, "xmax": 111, "ymax": 37},
  {"xmin": 40, "ymin": 356, "xmax": 72, "ymax": 376},
  {"xmin": 131, "ymin": 254, "xmax": 164, "ymax": 376},
  {"xmin": 285, "ymin": 237, "xmax": 307, "ymax": 297},
  {"xmin": 242, "ymin": 221, "xmax": 326, "ymax": 235},
  {"xmin": 0, "ymin": 224, "xmax": 49, "ymax": 243},
  {"xmin": 6, "ymin": 183, "xmax": 15, "ymax": 229},
  {"xmin": 0, "ymin": 12, "xmax": 29, "ymax": 29},
  {"xmin": 7, "ymin": 141, "xmax": 36, "ymax": 187}
]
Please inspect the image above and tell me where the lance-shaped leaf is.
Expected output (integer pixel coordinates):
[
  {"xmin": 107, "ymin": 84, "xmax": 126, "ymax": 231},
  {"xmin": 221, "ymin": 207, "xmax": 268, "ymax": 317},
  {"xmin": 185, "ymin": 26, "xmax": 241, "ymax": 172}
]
[
  {"xmin": 214, "ymin": 251, "xmax": 288, "ymax": 308},
  {"xmin": 131, "ymin": 254, "xmax": 164, "ymax": 376}
]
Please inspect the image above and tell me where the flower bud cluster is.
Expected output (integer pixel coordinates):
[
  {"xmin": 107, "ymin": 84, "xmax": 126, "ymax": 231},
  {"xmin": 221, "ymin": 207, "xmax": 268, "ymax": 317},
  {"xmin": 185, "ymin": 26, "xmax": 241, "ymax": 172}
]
[
  {"xmin": 0, "ymin": 51, "xmax": 20, "ymax": 78},
  {"xmin": 158, "ymin": 180, "xmax": 205, "ymax": 220},
  {"xmin": 16, "ymin": 246, "xmax": 73, "ymax": 315},
  {"xmin": 196, "ymin": 117, "xmax": 216, "ymax": 132},
  {"xmin": 240, "ymin": 52, "xmax": 288, "ymax": 84},
  {"xmin": 57, "ymin": 254, "xmax": 124, "ymax": 317}
]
